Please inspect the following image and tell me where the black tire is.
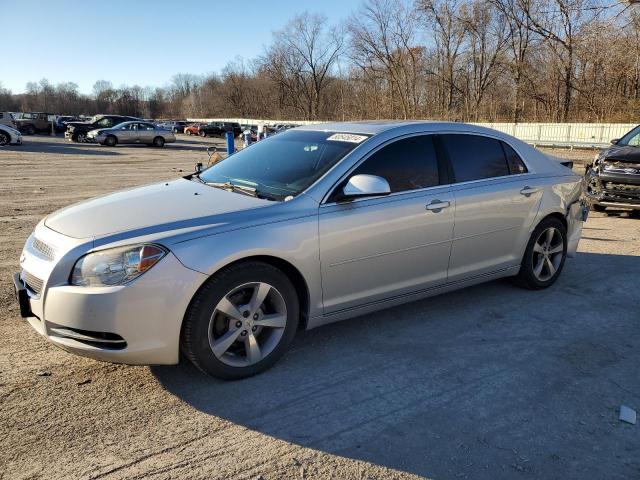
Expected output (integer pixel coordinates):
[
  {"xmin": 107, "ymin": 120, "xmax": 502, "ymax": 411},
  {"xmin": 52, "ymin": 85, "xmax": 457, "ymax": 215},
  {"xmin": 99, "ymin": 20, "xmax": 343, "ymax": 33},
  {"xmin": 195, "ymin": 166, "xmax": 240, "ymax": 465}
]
[
  {"xmin": 104, "ymin": 135, "xmax": 117, "ymax": 147},
  {"xmin": 199, "ymin": 131, "xmax": 206, "ymax": 137},
  {"xmin": 0, "ymin": 132, "xmax": 9, "ymax": 146},
  {"xmin": 25, "ymin": 125, "xmax": 36, "ymax": 135},
  {"xmin": 629, "ymin": 210, "xmax": 640, "ymax": 219},
  {"xmin": 186, "ymin": 130, "xmax": 192, "ymax": 136},
  {"xmin": 75, "ymin": 132, "xmax": 87, "ymax": 143},
  {"xmin": 181, "ymin": 261, "xmax": 299, "ymax": 380},
  {"xmin": 152, "ymin": 136, "xmax": 165, "ymax": 147},
  {"xmin": 591, "ymin": 203, "xmax": 606, "ymax": 212},
  {"xmin": 514, "ymin": 217, "xmax": 567, "ymax": 290}
]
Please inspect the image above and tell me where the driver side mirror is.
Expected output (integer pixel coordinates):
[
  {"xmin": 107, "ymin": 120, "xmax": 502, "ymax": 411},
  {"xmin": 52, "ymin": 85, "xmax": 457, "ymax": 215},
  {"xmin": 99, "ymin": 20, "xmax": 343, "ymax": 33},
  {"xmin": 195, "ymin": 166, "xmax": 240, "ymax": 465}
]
[
  {"xmin": 610, "ymin": 138, "xmax": 619, "ymax": 145},
  {"xmin": 337, "ymin": 174, "xmax": 391, "ymax": 202}
]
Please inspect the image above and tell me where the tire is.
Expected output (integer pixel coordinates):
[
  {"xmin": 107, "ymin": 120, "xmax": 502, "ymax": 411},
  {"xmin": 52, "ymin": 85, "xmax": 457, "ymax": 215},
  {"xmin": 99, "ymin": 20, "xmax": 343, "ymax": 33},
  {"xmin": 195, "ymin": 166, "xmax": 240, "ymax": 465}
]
[
  {"xmin": 26, "ymin": 125, "xmax": 36, "ymax": 135},
  {"xmin": 76, "ymin": 132, "xmax": 87, "ymax": 143},
  {"xmin": 104, "ymin": 135, "xmax": 117, "ymax": 147},
  {"xmin": 186, "ymin": 130, "xmax": 192, "ymax": 136},
  {"xmin": 181, "ymin": 261, "xmax": 299, "ymax": 380},
  {"xmin": 199, "ymin": 131, "xmax": 206, "ymax": 137},
  {"xmin": 514, "ymin": 217, "xmax": 567, "ymax": 290},
  {"xmin": 629, "ymin": 210, "xmax": 640, "ymax": 219},
  {"xmin": 0, "ymin": 132, "xmax": 9, "ymax": 146},
  {"xmin": 152, "ymin": 136, "xmax": 165, "ymax": 147},
  {"xmin": 591, "ymin": 203, "xmax": 606, "ymax": 212}
]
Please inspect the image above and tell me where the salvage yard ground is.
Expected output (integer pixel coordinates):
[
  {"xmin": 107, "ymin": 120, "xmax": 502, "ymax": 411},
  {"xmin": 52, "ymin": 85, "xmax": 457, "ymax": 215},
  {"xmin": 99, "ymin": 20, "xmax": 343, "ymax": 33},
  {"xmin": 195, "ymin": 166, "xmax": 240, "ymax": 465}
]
[{"xmin": 0, "ymin": 136, "xmax": 639, "ymax": 480}]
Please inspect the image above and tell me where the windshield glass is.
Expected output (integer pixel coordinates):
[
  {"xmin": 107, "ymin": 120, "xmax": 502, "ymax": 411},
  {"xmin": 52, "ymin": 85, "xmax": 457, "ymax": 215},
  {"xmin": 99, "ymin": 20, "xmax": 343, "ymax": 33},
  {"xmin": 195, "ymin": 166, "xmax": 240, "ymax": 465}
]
[
  {"xmin": 618, "ymin": 126, "xmax": 640, "ymax": 147},
  {"xmin": 198, "ymin": 130, "xmax": 369, "ymax": 199}
]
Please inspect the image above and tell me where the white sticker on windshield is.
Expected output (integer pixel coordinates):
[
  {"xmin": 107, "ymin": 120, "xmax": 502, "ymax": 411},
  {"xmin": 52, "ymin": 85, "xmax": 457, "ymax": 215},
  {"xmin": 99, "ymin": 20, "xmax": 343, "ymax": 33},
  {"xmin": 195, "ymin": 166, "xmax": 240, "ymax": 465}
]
[{"xmin": 326, "ymin": 133, "xmax": 368, "ymax": 143}]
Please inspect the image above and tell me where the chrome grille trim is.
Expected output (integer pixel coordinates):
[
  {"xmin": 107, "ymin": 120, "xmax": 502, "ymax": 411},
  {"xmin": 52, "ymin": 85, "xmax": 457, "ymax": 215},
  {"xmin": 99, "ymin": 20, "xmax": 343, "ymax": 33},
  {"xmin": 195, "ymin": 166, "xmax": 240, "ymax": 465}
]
[
  {"xmin": 22, "ymin": 270, "xmax": 44, "ymax": 295},
  {"xmin": 32, "ymin": 237, "xmax": 56, "ymax": 261}
]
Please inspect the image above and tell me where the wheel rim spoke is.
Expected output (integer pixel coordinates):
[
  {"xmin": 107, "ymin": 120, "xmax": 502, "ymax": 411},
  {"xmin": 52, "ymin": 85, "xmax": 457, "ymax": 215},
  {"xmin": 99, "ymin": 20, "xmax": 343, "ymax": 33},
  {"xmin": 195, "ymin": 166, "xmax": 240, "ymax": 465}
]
[
  {"xmin": 246, "ymin": 333, "xmax": 262, "ymax": 364},
  {"xmin": 255, "ymin": 313, "xmax": 287, "ymax": 329},
  {"xmin": 545, "ymin": 257, "xmax": 557, "ymax": 276},
  {"xmin": 216, "ymin": 296, "xmax": 245, "ymax": 322},
  {"xmin": 249, "ymin": 282, "xmax": 271, "ymax": 316},
  {"xmin": 533, "ymin": 242, "xmax": 544, "ymax": 253},
  {"xmin": 545, "ymin": 228, "xmax": 555, "ymax": 246},
  {"xmin": 211, "ymin": 328, "xmax": 242, "ymax": 357},
  {"xmin": 549, "ymin": 243, "xmax": 564, "ymax": 254},
  {"xmin": 533, "ymin": 257, "xmax": 544, "ymax": 277}
]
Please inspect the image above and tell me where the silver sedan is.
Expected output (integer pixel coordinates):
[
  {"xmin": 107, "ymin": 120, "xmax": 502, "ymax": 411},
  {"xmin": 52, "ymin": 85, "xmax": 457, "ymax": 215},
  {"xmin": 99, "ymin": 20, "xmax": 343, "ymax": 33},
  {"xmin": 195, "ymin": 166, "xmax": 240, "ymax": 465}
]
[
  {"xmin": 87, "ymin": 121, "xmax": 175, "ymax": 147},
  {"xmin": 14, "ymin": 121, "xmax": 586, "ymax": 379}
]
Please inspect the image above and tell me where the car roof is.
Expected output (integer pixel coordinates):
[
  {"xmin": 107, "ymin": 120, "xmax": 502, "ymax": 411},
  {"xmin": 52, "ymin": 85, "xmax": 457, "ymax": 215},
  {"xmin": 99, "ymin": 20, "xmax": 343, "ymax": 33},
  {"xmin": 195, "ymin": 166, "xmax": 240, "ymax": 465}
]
[{"xmin": 296, "ymin": 120, "xmax": 508, "ymax": 136}]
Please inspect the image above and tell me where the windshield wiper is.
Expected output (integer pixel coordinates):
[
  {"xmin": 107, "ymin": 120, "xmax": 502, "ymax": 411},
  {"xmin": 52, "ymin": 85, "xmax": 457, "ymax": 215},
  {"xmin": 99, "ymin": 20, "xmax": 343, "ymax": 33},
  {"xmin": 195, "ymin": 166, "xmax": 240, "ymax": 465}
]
[{"xmin": 206, "ymin": 181, "xmax": 281, "ymax": 201}]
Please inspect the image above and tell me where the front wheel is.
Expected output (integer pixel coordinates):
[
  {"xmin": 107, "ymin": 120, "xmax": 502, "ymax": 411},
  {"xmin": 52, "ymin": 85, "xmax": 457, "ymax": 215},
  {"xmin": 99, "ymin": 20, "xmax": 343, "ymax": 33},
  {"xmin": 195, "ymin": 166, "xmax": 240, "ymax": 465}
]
[
  {"xmin": 514, "ymin": 217, "xmax": 567, "ymax": 290},
  {"xmin": 181, "ymin": 261, "xmax": 299, "ymax": 380},
  {"xmin": 186, "ymin": 130, "xmax": 192, "ymax": 136},
  {"xmin": 104, "ymin": 135, "xmax": 117, "ymax": 147},
  {"xmin": 199, "ymin": 131, "xmax": 206, "ymax": 137},
  {"xmin": 0, "ymin": 132, "xmax": 9, "ymax": 146},
  {"xmin": 25, "ymin": 125, "xmax": 36, "ymax": 135}
]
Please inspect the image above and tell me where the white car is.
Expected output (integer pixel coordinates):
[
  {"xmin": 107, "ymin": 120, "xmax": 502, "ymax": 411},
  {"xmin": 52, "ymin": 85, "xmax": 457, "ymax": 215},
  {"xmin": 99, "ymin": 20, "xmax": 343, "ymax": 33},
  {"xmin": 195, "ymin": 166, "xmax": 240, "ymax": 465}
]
[
  {"xmin": 14, "ymin": 121, "xmax": 586, "ymax": 379},
  {"xmin": 0, "ymin": 124, "xmax": 23, "ymax": 146}
]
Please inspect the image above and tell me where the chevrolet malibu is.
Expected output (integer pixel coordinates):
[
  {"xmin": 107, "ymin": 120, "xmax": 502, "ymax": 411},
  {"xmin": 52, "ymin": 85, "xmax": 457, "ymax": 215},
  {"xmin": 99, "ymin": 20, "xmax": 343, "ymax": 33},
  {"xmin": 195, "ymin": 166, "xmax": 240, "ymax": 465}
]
[{"xmin": 14, "ymin": 122, "xmax": 586, "ymax": 379}]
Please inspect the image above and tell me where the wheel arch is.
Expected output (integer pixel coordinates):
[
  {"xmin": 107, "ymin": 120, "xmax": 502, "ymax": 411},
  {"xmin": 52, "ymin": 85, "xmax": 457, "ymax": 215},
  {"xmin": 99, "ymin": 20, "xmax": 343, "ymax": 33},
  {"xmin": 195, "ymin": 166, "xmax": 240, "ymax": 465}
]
[{"xmin": 186, "ymin": 254, "xmax": 311, "ymax": 330}]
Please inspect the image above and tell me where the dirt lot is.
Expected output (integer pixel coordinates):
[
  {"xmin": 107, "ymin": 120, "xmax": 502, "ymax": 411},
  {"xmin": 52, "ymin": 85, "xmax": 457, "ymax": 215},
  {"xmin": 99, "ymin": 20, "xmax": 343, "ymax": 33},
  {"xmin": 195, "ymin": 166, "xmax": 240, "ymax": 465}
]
[{"xmin": 1, "ymin": 136, "xmax": 639, "ymax": 480}]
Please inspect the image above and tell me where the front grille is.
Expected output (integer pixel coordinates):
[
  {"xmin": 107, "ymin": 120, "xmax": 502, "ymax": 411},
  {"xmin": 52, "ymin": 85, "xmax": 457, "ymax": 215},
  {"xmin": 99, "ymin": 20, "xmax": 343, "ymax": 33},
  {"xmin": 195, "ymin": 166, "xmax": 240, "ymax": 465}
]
[
  {"xmin": 604, "ymin": 160, "xmax": 640, "ymax": 172},
  {"xmin": 22, "ymin": 270, "xmax": 44, "ymax": 295},
  {"xmin": 602, "ymin": 182, "xmax": 640, "ymax": 204},
  {"xmin": 32, "ymin": 237, "xmax": 56, "ymax": 261}
]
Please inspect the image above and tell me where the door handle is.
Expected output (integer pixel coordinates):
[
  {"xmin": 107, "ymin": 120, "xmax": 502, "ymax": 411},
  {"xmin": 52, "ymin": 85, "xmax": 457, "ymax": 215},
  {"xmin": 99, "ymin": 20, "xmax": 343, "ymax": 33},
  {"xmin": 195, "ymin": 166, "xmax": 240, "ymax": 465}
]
[
  {"xmin": 426, "ymin": 200, "xmax": 450, "ymax": 212},
  {"xmin": 520, "ymin": 186, "xmax": 539, "ymax": 197}
]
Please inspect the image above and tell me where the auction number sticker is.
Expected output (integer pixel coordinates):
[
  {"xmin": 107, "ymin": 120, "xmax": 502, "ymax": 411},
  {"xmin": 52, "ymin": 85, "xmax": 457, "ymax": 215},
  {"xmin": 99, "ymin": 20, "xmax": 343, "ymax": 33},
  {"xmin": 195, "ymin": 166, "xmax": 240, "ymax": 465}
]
[{"xmin": 327, "ymin": 133, "xmax": 368, "ymax": 143}]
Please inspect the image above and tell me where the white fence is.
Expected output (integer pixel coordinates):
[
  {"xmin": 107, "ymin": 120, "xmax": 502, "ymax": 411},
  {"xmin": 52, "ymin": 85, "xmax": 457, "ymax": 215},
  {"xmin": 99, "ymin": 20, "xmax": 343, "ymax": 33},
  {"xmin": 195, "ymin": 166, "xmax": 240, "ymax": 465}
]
[{"xmin": 188, "ymin": 118, "xmax": 637, "ymax": 148}]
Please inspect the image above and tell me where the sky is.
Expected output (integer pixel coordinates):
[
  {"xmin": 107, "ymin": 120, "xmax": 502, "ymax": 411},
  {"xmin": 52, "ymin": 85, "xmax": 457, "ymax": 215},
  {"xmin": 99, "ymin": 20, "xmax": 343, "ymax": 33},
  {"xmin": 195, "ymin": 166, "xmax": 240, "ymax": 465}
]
[{"xmin": 0, "ymin": 0, "xmax": 363, "ymax": 94}]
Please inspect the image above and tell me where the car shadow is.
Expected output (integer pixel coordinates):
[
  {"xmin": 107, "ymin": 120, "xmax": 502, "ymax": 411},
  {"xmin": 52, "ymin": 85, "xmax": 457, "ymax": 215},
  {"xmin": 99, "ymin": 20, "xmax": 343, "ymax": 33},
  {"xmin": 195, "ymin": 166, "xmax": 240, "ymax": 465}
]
[
  {"xmin": 151, "ymin": 251, "xmax": 640, "ymax": 479},
  {"xmin": 3, "ymin": 141, "xmax": 122, "ymax": 156}
]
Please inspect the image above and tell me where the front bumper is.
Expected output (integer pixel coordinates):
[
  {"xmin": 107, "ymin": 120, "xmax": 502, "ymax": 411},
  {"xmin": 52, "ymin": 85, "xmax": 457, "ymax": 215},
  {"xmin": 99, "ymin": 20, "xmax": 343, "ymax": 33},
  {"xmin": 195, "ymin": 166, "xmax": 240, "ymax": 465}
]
[
  {"xmin": 586, "ymin": 170, "xmax": 640, "ymax": 210},
  {"xmin": 15, "ymin": 229, "xmax": 207, "ymax": 365}
]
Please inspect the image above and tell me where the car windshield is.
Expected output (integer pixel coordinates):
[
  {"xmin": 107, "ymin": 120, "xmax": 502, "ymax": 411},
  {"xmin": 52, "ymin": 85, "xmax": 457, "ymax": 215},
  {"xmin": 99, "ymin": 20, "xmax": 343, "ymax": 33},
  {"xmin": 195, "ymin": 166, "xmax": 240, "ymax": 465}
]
[
  {"xmin": 198, "ymin": 130, "xmax": 369, "ymax": 200},
  {"xmin": 618, "ymin": 126, "xmax": 640, "ymax": 147}
]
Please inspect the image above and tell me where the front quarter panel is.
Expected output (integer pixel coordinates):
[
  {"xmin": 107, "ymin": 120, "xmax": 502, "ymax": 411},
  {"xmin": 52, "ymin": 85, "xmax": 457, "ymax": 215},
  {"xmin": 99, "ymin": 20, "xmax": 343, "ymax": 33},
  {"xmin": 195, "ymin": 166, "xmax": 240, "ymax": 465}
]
[{"xmin": 168, "ymin": 196, "xmax": 323, "ymax": 318}]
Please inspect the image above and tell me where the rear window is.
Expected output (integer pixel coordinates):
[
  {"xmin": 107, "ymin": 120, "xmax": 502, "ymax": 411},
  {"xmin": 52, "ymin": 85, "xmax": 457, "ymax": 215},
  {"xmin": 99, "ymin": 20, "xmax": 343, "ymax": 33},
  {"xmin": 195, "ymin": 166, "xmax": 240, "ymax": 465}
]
[
  {"xmin": 441, "ymin": 134, "xmax": 510, "ymax": 182},
  {"xmin": 502, "ymin": 142, "xmax": 528, "ymax": 174}
]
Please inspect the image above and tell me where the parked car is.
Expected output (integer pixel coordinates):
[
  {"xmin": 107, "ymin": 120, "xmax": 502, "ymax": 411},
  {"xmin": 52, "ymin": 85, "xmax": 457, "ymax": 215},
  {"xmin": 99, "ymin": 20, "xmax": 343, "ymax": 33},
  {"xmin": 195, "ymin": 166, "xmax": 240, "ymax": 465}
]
[
  {"xmin": 0, "ymin": 124, "xmax": 22, "ymax": 146},
  {"xmin": 13, "ymin": 121, "xmax": 586, "ymax": 379},
  {"xmin": 0, "ymin": 112, "xmax": 17, "ymax": 129},
  {"xmin": 86, "ymin": 121, "xmax": 176, "ymax": 147},
  {"xmin": 199, "ymin": 122, "xmax": 242, "ymax": 137},
  {"xmin": 15, "ymin": 112, "xmax": 55, "ymax": 135},
  {"xmin": 184, "ymin": 123, "xmax": 203, "ymax": 135},
  {"xmin": 159, "ymin": 120, "xmax": 188, "ymax": 133},
  {"xmin": 65, "ymin": 115, "xmax": 141, "ymax": 142},
  {"xmin": 585, "ymin": 124, "xmax": 640, "ymax": 215},
  {"xmin": 54, "ymin": 116, "xmax": 80, "ymax": 133}
]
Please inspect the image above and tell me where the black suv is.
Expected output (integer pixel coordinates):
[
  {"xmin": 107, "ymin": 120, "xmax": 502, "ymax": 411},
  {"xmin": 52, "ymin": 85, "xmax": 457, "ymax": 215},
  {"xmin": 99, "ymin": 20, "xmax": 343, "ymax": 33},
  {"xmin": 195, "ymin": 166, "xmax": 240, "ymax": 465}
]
[
  {"xmin": 198, "ymin": 122, "xmax": 242, "ymax": 138},
  {"xmin": 65, "ymin": 115, "xmax": 141, "ymax": 142},
  {"xmin": 585, "ymin": 124, "xmax": 640, "ymax": 215}
]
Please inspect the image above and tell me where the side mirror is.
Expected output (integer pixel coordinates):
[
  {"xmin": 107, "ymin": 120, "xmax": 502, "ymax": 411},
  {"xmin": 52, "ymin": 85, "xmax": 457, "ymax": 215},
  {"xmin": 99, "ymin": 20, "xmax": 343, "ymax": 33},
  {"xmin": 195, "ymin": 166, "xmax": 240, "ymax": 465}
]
[
  {"xmin": 610, "ymin": 138, "xmax": 619, "ymax": 145},
  {"xmin": 338, "ymin": 174, "xmax": 391, "ymax": 201}
]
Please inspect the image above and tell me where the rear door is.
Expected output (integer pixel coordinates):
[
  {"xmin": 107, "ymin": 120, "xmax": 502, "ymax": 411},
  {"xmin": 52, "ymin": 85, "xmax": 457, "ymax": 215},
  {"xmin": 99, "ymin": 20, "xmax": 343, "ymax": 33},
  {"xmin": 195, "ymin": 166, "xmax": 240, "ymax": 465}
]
[
  {"xmin": 137, "ymin": 122, "xmax": 156, "ymax": 143},
  {"xmin": 440, "ymin": 134, "xmax": 542, "ymax": 281},
  {"xmin": 319, "ymin": 134, "xmax": 455, "ymax": 313}
]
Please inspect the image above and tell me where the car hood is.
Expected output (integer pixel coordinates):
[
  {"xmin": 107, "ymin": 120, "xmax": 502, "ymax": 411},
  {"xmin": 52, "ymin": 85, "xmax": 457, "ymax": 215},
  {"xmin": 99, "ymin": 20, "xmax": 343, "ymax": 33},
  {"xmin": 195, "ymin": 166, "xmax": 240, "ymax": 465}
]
[
  {"xmin": 44, "ymin": 178, "xmax": 271, "ymax": 239},
  {"xmin": 601, "ymin": 145, "xmax": 640, "ymax": 163}
]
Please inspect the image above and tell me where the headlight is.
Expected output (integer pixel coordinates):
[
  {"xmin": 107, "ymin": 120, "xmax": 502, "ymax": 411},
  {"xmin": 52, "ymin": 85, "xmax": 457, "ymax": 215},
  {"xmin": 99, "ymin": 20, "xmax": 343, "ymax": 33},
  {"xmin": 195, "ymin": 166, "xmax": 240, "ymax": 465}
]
[{"xmin": 70, "ymin": 244, "xmax": 167, "ymax": 287}]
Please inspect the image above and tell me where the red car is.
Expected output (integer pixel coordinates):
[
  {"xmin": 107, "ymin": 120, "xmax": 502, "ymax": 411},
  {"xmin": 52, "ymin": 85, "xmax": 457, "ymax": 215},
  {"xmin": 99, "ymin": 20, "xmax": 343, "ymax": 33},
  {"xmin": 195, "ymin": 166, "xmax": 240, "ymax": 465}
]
[{"xmin": 184, "ymin": 123, "xmax": 203, "ymax": 136}]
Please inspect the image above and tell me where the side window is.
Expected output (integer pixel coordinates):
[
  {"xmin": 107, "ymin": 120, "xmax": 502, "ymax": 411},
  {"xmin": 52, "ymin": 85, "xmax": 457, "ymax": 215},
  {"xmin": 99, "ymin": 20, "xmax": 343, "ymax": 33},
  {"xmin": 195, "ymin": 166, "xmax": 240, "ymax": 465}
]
[
  {"xmin": 139, "ymin": 123, "xmax": 155, "ymax": 131},
  {"xmin": 502, "ymin": 142, "xmax": 528, "ymax": 174},
  {"xmin": 441, "ymin": 134, "xmax": 509, "ymax": 182},
  {"xmin": 349, "ymin": 135, "xmax": 440, "ymax": 194}
]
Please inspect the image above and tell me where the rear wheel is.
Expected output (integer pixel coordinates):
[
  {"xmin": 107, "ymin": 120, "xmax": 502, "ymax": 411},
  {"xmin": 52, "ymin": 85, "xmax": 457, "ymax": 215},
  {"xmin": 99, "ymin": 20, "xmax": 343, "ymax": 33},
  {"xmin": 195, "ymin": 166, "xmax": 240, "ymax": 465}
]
[
  {"xmin": 514, "ymin": 217, "xmax": 567, "ymax": 290},
  {"xmin": 75, "ymin": 132, "xmax": 87, "ymax": 143},
  {"xmin": 181, "ymin": 261, "xmax": 299, "ymax": 380},
  {"xmin": 104, "ymin": 135, "xmax": 117, "ymax": 147},
  {"xmin": 152, "ymin": 136, "xmax": 165, "ymax": 147},
  {"xmin": 199, "ymin": 131, "xmax": 206, "ymax": 137},
  {"xmin": 186, "ymin": 130, "xmax": 192, "ymax": 136},
  {"xmin": 0, "ymin": 132, "xmax": 9, "ymax": 146}
]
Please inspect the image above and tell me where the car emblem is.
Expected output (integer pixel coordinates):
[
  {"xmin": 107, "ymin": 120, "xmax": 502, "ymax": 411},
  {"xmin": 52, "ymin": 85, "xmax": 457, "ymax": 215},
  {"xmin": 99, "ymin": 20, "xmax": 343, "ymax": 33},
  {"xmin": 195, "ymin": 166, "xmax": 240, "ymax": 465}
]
[{"xmin": 624, "ymin": 168, "xmax": 639, "ymax": 174}]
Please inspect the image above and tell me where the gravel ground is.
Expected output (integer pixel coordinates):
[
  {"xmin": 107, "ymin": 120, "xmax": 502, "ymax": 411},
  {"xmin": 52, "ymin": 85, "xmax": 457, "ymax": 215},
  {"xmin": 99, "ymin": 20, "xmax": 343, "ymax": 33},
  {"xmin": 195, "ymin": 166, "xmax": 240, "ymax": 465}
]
[{"xmin": 0, "ymin": 136, "xmax": 638, "ymax": 480}]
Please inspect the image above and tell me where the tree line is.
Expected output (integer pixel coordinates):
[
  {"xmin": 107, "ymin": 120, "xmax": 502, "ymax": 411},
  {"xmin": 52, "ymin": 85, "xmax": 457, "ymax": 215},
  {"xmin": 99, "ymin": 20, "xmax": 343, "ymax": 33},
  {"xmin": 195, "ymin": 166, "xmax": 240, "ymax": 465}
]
[{"xmin": 1, "ymin": 0, "xmax": 639, "ymax": 123}]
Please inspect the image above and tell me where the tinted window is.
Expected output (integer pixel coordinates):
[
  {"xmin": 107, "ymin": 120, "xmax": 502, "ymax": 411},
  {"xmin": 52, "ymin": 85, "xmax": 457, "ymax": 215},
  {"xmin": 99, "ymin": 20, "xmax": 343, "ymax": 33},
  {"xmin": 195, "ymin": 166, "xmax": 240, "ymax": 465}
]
[
  {"xmin": 139, "ymin": 123, "xmax": 155, "ymax": 130},
  {"xmin": 351, "ymin": 135, "xmax": 440, "ymax": 193},
  {"xmin": 502, "ymin": 142, "xmax": 528, "ymax": 174},
  {"xmin": 442, "ymin": 134, "xmax": 509, "ymax": 182}
]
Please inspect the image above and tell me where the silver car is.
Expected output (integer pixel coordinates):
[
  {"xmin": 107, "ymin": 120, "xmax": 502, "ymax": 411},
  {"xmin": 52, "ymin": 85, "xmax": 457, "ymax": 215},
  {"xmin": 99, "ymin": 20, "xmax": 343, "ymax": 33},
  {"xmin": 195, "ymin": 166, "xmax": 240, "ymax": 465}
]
[
  {"xmin": 14, "ymin": 122, "xmax": 586, "ymax": 379},
  {"xmin": 87, "ymin": 121, "xmax": 175, "ymax": 147}
]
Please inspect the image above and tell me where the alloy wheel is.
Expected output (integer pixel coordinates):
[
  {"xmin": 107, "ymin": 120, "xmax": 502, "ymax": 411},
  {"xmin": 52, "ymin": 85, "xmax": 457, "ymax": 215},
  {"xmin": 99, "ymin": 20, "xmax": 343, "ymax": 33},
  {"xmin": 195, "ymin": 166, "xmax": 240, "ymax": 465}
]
[
  {"xmin": 532, "ymin": 227, "xmax": 564, "ymax": 282},
  {"xmin": 0, "ymin": 133, "xmax": 8, "ymax": 146},
  {"xmin": 208, "ymin": 282, "xmax": 287, "ymax": 367}
]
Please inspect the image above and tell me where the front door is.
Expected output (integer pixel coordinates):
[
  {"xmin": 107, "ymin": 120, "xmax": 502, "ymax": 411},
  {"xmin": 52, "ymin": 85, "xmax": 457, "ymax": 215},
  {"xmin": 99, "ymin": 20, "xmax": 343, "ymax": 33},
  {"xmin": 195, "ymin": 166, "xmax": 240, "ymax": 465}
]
[{"xmin": 319, "ymin": 134, "xmax": 455, "ymax": 314}]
